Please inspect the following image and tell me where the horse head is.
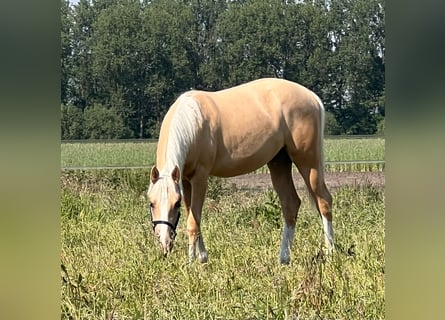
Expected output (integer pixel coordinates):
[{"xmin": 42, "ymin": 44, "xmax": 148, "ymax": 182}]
[{"xmin": 147, "ymin": 165, "xmax": 182, "ymax": 256}]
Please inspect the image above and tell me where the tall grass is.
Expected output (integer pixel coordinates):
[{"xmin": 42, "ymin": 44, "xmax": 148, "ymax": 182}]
[
  {"xmin": 324, "ymin": 138, "xmax": 385, "ymax": 172},
  {"xmin": 61, "ymin": 170, "xmax": 384, "ymax": 319},
  {"xmin": 324, "ymin": 138, "xmax": 384, "ymax": 162}
]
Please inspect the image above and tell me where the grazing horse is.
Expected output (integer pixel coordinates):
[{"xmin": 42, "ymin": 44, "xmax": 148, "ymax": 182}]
[{"xmin": 147, "ymin": 78, "xmax": 334, "ymax": 264}]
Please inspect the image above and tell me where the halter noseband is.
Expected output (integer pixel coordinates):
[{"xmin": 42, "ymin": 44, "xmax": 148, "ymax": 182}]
[{"xmin": 149, "ymin": 207, "xmax": 181, "ymax": 239}]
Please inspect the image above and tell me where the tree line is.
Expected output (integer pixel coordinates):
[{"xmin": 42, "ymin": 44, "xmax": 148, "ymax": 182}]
[{"xmin": 61, "ymin": 0, "xmax": 385, "ymax": 139}]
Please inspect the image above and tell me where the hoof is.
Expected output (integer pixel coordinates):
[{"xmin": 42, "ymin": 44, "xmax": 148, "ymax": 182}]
[
  {"xmin": 198, "ymin": 251, "xmax": 208, "ymax": 263},
  {"xmin": 279, "ymin": 257, "xmax": 290, "ymax": 265}
]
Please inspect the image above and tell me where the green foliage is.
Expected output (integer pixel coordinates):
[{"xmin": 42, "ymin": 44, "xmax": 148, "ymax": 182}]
[
  {"xmin": 83, "ymin": 104, "xmax": 132, "ymax": 139},
  {"xmin": 206, "ymin": 176, "xmax": 226, "ymax": 202},
  {"xmin": 62, "ymin": 0, "xmax": 385, "ymax": 137},
  {"xmin": 377, "ymin": 118, "xmax": 385, "ymax": 135},
  {"xmin": 323, "ymin": 0, "xmax": 385, "ymax": 135},
  {"xmin": 61, "ymin": 170, "xmax": 384, "ymax": 319},
  {"xmin": 324, "ymin": 111, "xmax": 342, "ymax": 135},
  {"xmin": 61, "ymin": 104, "xmax": 84, "ymax": 139},
  {"xmin": 61, "ymin": 0, "xmax": 73, "ymax": 105},
  {"xmin": 253, "ymin": 189, "xmax": 282, "ymax": 228}
]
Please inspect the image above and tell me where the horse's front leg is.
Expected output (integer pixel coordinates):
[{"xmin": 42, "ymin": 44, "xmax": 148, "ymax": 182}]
[{"xmin": 184, "ymin": 175, "xmax": 208, "ymax": 263}]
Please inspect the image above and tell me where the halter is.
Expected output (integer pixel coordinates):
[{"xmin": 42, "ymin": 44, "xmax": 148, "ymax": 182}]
[
  {"xmin": 149, "ymin": 206, "xmax": 181, "ymax": 239},
  {"xmin": 148, "ymin": 174, "xmax": 182, "ymax": 239}
]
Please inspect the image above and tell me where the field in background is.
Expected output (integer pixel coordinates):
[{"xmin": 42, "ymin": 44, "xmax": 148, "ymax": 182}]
[
  {"xmin": 61, "ymin": 137, "xmax": 385, "ymax": 172},
  {"xmin": 61, "ymin": 170, "xmax": 384, "ymax": 319}
]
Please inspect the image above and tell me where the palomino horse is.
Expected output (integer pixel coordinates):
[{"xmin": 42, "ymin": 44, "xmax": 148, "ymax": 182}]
[{"xmin": 147, "ymin": 78, "xmax": 334, "ymax": 264}]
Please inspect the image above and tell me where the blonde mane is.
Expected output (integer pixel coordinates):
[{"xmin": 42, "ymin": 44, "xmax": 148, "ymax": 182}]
[{"xmin": 161, "ymin": 94, "xmax": 203, "ymax": 176}]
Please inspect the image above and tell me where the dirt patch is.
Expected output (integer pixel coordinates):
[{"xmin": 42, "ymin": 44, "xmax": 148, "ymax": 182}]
[{"xmin": 225, "ymin": 171, "xmax": 385, "ymax": 191}]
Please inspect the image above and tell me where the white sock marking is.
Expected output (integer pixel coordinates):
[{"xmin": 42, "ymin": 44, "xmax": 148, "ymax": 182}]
[
  {"xmin": 280, "ymin": 224, "xmax": 295, "ymax": 264},
  {"xmin": 188, "ymin": 234, "xmax": 208, "ymax": 263},
  {"xmin": 188, "ymin": 243, "xmax": 196, "ymax": 262},
  {"xmin": 322, "ymin": 216, "xmax": 335, "ymax": 251}
]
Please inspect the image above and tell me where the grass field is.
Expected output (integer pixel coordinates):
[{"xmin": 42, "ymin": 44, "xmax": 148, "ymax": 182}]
[
  {"xmin": 61, "ymin": 137, "xmax": 385, "ymax": 172},
  {"xmin": 61, "ymin": 170, "xmax": 384, "ymax": 319}
]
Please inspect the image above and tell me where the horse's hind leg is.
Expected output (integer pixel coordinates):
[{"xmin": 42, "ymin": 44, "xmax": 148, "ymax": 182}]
[
  {"xmin": 297, "ymin": 165, "xmax": 334, "ymax": 252},
  {"xmin": 267, "ymin": 149, "xmax": 301, "ymax": 264}
]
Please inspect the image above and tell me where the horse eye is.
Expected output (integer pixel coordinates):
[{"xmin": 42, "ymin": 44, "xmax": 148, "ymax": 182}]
[
  {"xmin": 149, "ymin": 202, "xmax": 154, "ymax": 208},
  {"xmin": 174, "ymin": 200, "xmax": 181, "ymax": 208}
]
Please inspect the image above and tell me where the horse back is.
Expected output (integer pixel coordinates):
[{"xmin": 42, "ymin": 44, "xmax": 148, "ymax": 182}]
[{"xmin": 184, "ymin": 78, "xmax": 323, "ymax": 177}]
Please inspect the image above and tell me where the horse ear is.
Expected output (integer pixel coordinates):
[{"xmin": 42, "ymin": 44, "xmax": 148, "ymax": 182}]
[
  {"xmin": 171, "ymin": 165, "xmax": 180, "ymax": 184},
  {"xmin": 151, "ymin": 166, "xmax": 160, "ymax": 184}
]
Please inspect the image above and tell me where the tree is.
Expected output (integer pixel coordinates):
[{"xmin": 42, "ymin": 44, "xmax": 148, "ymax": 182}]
[
  {"xmin": 61, "ymin": 104, "xmax": 84, "ymax": 139},
  {"xmin": 83, "ymin": 104, "xmax": 131, "ymax": 139},
  {"xmin": 203, "ymin": 0, "xmax": 334, "ymax": 90},
  {"xmin": 324, "ymin": 0, "xmax": 385, "ymax": 134},
  {"xmin": 324, "ymin": 111, "xmax": 342, "ymax": 135},
  {"xmin": 69, "ymin": 0, "xmax": 100, "ymax": 109},
  {"xmin": 208, "ymin": 0, "xmax": 291, "ymax": 88},
  {"xmin": 60, "ymin": 0, "xmax": 385, "ymax": 137},
  {"xmin": 140, "ymin": 0, "xmax": 196, "ymax": 131},
  {"xmin": 61, "ymin": 0, "xmax": 73, "ymax": 105},
  {"xmin": 189, "ymin": 0, "xmax": 228, "ymax": 89},
  {"xmin": 91, "ymin": 0, "xmax": 144, "ymax": 137}
]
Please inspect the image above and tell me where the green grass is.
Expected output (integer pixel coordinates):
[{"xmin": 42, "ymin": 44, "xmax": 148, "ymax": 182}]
[
  {"xmin": 324, "ymin": 138, "xmax": 384, "ymax": 162},
  {"xmin": 61, "ymin": 142, "xmax": 157, "ymax": 168},
  {"xmin": 61, "ymin": 137, "xmax": 385, "ymax": 172},
  {"xmin": 323, "ymin": 138, "xmax": 385, "ymax": 172},
  {"xmin": 61, "ymin": 170, "xmax": 384, "ymax": 319}
]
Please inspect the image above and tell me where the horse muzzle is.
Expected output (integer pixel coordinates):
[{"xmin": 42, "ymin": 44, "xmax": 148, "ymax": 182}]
[
  {"xmin": 154, "ymin": 224, "xmax": 175, "ymax": 256},
  {"xmin": 160, "ymin": 236, "xmax": 174, "ymax": 257}
]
